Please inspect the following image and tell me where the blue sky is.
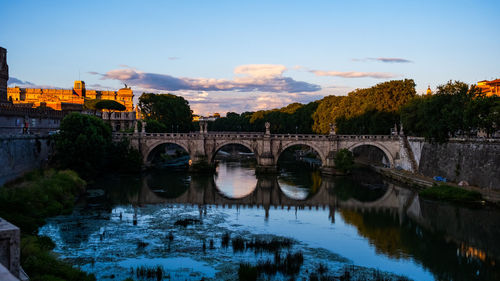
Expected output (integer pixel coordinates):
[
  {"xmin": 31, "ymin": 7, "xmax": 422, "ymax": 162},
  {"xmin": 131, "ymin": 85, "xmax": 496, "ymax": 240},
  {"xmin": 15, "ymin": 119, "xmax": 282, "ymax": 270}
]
[{"xmin": 1, "ymin": 0, "xmax": 499, "ymax": 115}]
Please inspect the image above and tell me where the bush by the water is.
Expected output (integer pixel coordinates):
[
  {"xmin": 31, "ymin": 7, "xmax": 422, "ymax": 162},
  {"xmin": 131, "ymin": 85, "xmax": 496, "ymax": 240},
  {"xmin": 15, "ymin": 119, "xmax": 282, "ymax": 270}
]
[
  {"xmin": 334, "ymin": 149, "xmax": 355, "ymax": 173},
  {"xmin": 0, "ymin": 169, "xmax": 86, "ymax": 234},
  {"xmin": 419, "ymin": 184, "xmax": 482, "ymax": 203},
  {"xmin": 0, "ymin": 169, "xmax": 95, "ymax": 281}
]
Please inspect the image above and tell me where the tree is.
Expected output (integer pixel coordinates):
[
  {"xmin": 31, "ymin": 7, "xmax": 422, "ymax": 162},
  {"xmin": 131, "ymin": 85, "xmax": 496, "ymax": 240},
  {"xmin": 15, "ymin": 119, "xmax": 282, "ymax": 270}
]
[
  {"xmin": 400, "ymin": 80, "xmax": 488, "ymax": 142},
  {"xmin": 55, "ymin": 113, "xmax": 142, "ymax": 177},
  {"xmin": 334, "ymin": 149, "xmax": 354, "ymax": 174},
  {"xmin": 312, "ymin": 79, "xmax": 416, "ymax": 134},
  {"xmin": 55, "ymin": 113, "xmax": 112, "ymax": 177},
  {"xmin": 138, "ymin": 93, "xmax": 193, "ymax": 132}
]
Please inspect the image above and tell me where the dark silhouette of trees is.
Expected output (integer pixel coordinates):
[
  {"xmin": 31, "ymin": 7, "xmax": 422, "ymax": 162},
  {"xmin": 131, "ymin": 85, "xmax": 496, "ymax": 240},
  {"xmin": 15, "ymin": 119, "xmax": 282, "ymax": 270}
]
[
  {"xmin": 55, "ymin": 113, "xmax": 141, "ymax": 178},
  {"xmin": 401, "ymin": 80, "xmax": 499, "ymax": 142}
]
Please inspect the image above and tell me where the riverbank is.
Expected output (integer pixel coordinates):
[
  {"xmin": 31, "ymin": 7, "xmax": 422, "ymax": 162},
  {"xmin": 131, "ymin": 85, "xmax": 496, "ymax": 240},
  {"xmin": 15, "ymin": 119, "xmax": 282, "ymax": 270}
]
[
  {"xmin": 371, "ymin": 166, "xmax": 500, "ymax": 203},
  {"xmin": 0, "ymin": 169, "xmax": 96, "ymax": 281}
]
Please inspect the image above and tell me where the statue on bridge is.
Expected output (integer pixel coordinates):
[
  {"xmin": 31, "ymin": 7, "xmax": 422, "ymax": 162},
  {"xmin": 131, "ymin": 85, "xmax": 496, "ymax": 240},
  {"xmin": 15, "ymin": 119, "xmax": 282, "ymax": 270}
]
[
  {"xmin": 329, "ymin": 123, "xmax": 336, "ymax": 135},
  {"xmin": 265, "ymin": 122, "xmax": 270, "ymax": 135}
]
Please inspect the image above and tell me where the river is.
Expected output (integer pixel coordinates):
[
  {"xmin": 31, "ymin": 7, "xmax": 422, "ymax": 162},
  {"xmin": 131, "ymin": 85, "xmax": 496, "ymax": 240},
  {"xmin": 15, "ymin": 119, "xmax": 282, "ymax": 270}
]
[{"xmin": 39, "ymin": 160, "xmax": 500, "ymax": 280}]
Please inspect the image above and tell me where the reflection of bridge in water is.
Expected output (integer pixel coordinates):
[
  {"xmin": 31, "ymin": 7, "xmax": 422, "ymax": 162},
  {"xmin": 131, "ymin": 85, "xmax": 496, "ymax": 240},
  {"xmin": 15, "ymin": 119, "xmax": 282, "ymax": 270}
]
[{"xmin": 128, "ymin": 174, "xmax": 417, "ymax": 222}]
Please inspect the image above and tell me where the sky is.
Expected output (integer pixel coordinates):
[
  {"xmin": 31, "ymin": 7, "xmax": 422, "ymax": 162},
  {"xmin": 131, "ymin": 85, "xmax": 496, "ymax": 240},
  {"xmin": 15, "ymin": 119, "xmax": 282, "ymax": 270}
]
[{"xmin": 1, "ymin": 0, "xmax": 499, "ymax": 115}]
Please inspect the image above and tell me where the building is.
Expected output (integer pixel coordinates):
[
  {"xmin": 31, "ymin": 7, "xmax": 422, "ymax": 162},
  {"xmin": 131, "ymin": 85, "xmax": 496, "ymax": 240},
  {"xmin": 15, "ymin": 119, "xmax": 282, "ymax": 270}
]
[
  {"xmin": 426, "ymin": 85, "xmax": 432, "ymax": 96},
  {"xmin": 0, "ymin": 47, "xmax": 8, "ymax": 103},
  {"xmin": 7, "ymin": 80, "xmax": 134, "ymax": 112},
  {"xmin": 7, "ymin": 80, "xmax": 137, "ymax": 132},
  {"xmin": 477, "ymin": 79, "xmax": 500, "ymax": 97}
]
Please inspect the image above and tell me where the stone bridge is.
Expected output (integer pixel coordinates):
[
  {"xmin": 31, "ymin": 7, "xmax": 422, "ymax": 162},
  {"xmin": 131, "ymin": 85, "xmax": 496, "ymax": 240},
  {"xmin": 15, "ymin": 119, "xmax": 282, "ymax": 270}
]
[{"xmin": 114, "ymin": 127, "xmax": 404, "ymax": 173}]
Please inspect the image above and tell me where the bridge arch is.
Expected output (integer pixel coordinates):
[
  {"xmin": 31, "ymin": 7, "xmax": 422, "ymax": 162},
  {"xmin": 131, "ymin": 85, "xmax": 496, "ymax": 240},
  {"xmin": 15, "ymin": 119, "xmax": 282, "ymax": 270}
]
[
  {"xmin": 143, "ymin": 140, "xmax": 191, "ymax": 166},
  {"xmin": 346, "ymin": 142, "xmax": 394, "ymax": 168},
  {"xmin": 210, "ymin": 141, "xmax": 256, "ymax": 164},
  {"xmin": 276, "ymin": 141, "xmax": 327, "ymax": 166}
]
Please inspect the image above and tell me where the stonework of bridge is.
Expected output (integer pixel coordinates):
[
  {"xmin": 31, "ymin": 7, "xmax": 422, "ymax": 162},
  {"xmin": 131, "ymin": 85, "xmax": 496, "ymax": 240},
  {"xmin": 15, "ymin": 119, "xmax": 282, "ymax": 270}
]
[{"xmin": 114, "ymin": 127, "xmax": 404, "ymax": 173}]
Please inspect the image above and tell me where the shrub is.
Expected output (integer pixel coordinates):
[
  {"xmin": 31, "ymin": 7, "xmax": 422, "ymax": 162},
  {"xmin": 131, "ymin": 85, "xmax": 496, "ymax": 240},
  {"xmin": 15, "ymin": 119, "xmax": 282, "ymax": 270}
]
[
  {"xmin": 420, "ymin": 184, "xmax": 482, "ymax": 203},
  {"xmin": 334, "ymin": 149, "xmax": 355, "ymax": 173}
]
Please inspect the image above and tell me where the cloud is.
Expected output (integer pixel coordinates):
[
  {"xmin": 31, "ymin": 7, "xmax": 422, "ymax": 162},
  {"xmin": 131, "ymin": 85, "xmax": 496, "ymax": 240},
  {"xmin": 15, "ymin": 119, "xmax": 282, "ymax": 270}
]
[
  {"xmin": 234, "ymin": 64, "xmax": 286, "ymax": 78},
  {"xmin": 311, "ymin": 70, "xmax": 397, "ymax": 79},
  {"xmin": 93, "ymin": 64, "xmax": 321, "ymax": 93},
  {"xmin": 353, "ymin": 57, "xmax": 412, "ymax": 63},
  {"xmin": 168, "ymin": 57, "xmax": 180, "ymax": 60},
  {"xmin": 8, "ymin": 77, "xmax": 35, "ymax": 86}
]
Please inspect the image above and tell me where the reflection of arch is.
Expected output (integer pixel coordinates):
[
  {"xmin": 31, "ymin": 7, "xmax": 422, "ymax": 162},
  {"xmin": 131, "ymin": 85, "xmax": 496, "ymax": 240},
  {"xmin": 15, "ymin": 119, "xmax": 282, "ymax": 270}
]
[
  {"xmin": 347, "ymin": 142, "xmax": 394, "ymax": 168},
  {"xmin": 213, "ymin": 162, "xmax": 258, "ymax": 199},
  {"xmin": 277, "ymin": 142, "xmax": 326, "ymax": 165},
  {"xmin": 144, "ymin": 141, "xmax": 190, "ymax": 164},
  {"xmin": 211, "ymin": 141, "xmax": 256, "ymax": 164}
]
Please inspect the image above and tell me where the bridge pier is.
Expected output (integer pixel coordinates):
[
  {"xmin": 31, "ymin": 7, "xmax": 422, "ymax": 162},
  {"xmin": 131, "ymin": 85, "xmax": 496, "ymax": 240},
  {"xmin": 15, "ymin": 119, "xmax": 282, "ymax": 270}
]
[
  {"xmin": 188, "ymin": 154, "xmax": 215, "ymax": 173},
  {"xmin": 256, "ymin": 164, "xmax": 278, "ymax": 174}
]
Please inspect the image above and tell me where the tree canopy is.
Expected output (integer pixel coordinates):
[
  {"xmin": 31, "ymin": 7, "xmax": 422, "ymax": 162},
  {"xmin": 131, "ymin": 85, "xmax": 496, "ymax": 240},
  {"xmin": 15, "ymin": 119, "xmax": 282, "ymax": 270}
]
[
  {"xmin": 139, "ymin": 93, "xmax": 193, "ymax": 132},
  {"xmin": 312, "ymin": 79, "xmax": 416, "ymax": 134},
  {"xmin": 55, "ymin": 113, "xmax": 141, "ymax": 178},
  {"xmin": 401, "ymin": 80, "xmax": 500, "ymax": 142}
]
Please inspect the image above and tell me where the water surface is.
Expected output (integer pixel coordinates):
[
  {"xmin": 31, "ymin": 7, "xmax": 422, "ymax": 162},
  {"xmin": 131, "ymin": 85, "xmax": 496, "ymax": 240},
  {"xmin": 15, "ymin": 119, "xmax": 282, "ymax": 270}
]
[{"xmin": 39, "ymin": 161, "xmax": 500, "ymax": 280}]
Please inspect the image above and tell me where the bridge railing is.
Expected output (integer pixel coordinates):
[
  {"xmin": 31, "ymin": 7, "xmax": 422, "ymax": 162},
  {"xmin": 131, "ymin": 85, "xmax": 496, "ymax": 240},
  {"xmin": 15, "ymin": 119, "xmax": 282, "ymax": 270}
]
[{"xmin": 112, "ymin": 132, "xmax": 401, "ymax": 140}]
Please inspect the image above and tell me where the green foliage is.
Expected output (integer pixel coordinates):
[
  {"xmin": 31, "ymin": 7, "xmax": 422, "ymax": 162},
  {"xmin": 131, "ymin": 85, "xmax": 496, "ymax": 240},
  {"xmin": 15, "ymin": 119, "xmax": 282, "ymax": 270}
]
[
  {"xmin": 139, "ymin": 93, "xmax": 193, "ymax": 132},
  {"xmin": 0, "ymin": 170, "xmax": 95, "ymax": 280},
  {"xmin": 336, "ymin": 110, "xmax": 399, "ymax": 135},
  {"xmin": 21, "ymin": 235, "xmax": 96, "ymax": 281},
  {"xmin": 419, "ymin": 184, "xmax": 482, "ymax": 203},
  {"xmin": 401, "ymin": 81, "xmax": 499, "ymax": 142},
  {"xmin": 313, "ymin": 79, "xmax": 416, "ymax": 134},
  {"xmin": 55, "ymin": 113, "xmax": 112, "ymax": 177},
  {"xmin": 145, "ymin": 119, "xmax": 168, "ymax": 133},
  {"xmin": 0, "ymin": 169, "xmax": 86, "ymax": 234},
  {"xmin": 209, "ymin": 102, "xmax": 318, "ymax": 134},
  {"xmin": 107, "ymin": 139, "xmax": 143, "ymax": 173},
  {"xmin": 334, "ymin": 149, "xmax": 355, "ymax": 173},
  {"xmin": 55, "ymin": 113, "xmax": 142, "ymax": 177}
]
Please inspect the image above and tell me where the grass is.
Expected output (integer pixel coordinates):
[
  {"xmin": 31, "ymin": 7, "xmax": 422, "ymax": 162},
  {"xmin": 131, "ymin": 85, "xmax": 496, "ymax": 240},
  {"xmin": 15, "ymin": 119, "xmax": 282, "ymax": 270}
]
[
  {"xmin": 308, "ymin": 265, "xmax": 411, "ymax": 281},
  {"xmin": 0, "ymin": 169, "xmax": 95, "ymax": 281},
  {"xmin": 238, "ymin": 251, "xmax": 304, "ymax": 280},
  {"xmin": 133, "ymin": 265, "xmax": 165, "ymax": 281},
  {"xmin": 231, "ymin": 236, "xmax": 294, "ymax": 253},
  {"xmin": 419, "ymin": 184, "xmax": 482, "ymax": 203}
]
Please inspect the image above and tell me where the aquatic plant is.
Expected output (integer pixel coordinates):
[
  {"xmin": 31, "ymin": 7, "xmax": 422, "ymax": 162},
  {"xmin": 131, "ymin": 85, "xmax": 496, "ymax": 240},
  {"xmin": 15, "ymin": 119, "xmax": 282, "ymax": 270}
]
[
  {"xmin": 246, "ymin": 237, "xmax": 293, "ymax": 252},
  {"xmin": 134, "ymin": 265, "xmax": 165, "ymax": 281},
  {"xmin": 167, "ymin": 231, "xmax": 174, "ymax": 241},
  {"xmin": 232, "ymin": 236, "xmax": 246, "ymax": 251},
  {"xmin": 137, "ymin": 240, "xmax": 148, "ymax": 249},
  {"xmin": 237, "ymin": 251, "xmax": 305, "ymax": 280},
  {"xmin": 221, "ymin": 232, "xmax": 230, "ymax": 247},
  {"xmin": 238, "ymin": 263, "xmax": 258, "ymax": 281},
  {"xmin": 231, "ymin": 236, "xmax": 294, "ymax": 253},
  {"xmin": 174, "ymin": 218, "xmax": 202, "ymax": 227}
]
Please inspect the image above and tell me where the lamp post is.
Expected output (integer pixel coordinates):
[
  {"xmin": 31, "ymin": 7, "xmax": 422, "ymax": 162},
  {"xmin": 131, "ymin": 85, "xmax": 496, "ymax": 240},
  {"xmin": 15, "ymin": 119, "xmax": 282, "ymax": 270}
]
[{"xmin": 295, "ymin": 126, "xmax": 298, "ymax": 135}]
